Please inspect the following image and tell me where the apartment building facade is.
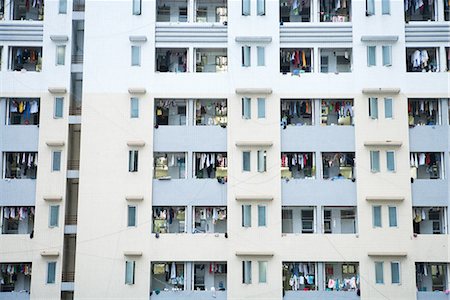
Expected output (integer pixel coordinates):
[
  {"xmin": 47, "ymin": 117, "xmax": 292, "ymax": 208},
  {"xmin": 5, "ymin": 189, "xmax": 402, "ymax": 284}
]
[{"xmin": 0, "ymin": 0, "xmax": 449, "ymax": 299}]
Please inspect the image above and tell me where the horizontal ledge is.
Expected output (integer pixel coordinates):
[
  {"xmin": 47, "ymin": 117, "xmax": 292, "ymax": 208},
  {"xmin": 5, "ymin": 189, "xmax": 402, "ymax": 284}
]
[
  {"xmin": 40, "ymin": 250, "xmax": 60, "ymax": 257},
  {"xmin": 46, "ymin": 141, "xmax": 65, "ymax": 147},
  {"xmin": 129, "ymin": 35, "xmax": 147, "ymax": 43},
  {"xmin": 361, "ymin": 35, "xmax": 399, "ymax": 42},
  {"xmin": 236, "ymin": 251, "xmax": 274, "ymax": 257},
  {"xmin": 235, "ymin": 36, "xmax": 272, "ymax": 43},
  {"xmin": 127, "ymin": 141, "xmax": 146, "ymax": 147},
  {"xmin": 48, "ymin": 87, "xmax": 67, "ymax": 94},
  {"xmin": 235, "ymin": 141, "xmax": 273, "ymax": 147},
  {"xmin": 235, "ymin": 88, "xmax": 272, "ymax": 95},
  {"xmin": 362, "ymin": 88, "xmax": 400, "ymax": 95},
  {"xmin": 128, "ymin": 88, "xmax": 146, "ymax": 95},
  {"xmin": 125, "ymin": 196, "xmax": 144, "ymax": 201},
  {"xmin": 124, "ymin": 251, "xmax": 143, "ymax": 256},
  {"xmin": 235, "ymin": 195, "xmax": 274, "ymax": 201},
  {"xmin": 368, "ymin": 252, "xmax": 407, "ymax": 257},
  {"xmin": 50, "ymin": 35, "xmax": 68, "ymax": 42},
  {"xmin": 43, "ymin": 196, "xmax": 63, "ymax": 202},
  {"xmin": 366, "ymin": 196, "xmax": 405, "ymax": 202},
  {"xmin": 364, "ymin": 141, "xmax": 403, "ymax": 147}
]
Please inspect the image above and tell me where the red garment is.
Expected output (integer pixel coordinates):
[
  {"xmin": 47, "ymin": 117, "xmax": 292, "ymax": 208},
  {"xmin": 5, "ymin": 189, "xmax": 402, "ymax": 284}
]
[{"xmin": 425, "ymin": 153, "xmax": 431, "ymax": 165}]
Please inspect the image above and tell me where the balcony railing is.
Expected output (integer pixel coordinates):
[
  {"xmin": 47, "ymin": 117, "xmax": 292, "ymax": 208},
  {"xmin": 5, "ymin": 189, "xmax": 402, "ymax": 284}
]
[
  {"xmin": 71, "ymin": 54, "xmax": 84, "ymax": 64},
  {"xmin": 62, "ymin": 272, "xmax": 75, "ymax": 282},
  {"xmin": 65, "ymin": 214, "xmax": 77, "ymax": 225},
  {"xmin": 73, "ymin": 0, "xmax": 85, "ymax": 11},
  {"xmin": 68, "ymin": 160, "xmax": 80, "ymax": 170}
]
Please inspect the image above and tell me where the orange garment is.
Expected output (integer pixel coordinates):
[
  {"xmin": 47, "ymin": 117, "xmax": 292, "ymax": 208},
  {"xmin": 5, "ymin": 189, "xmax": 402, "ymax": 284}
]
[{"xmin": 302, "ymin": 51, "xmax": 306, "ymax": 67}]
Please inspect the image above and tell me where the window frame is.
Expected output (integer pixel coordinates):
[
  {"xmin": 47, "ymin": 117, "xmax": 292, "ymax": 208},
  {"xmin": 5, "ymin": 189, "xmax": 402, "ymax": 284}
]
[
  {"xmin": 258, "ymin": 205, "xmax": 266, "ymax": 227},
  {"xmin": 369, "ymin": 97, "xmax": 379, "ymax": 119},
  {"xmin": 125, "ymin": 261, "xmax": 136, "ymax": 285},
  {"xmin": 258, "ymin": 261, "xmax": 267, "ymax": 283},
  {"xmin": 59, "ymin": 0, "xmax": 67, "ymax": 14},
  {"xmin": 47, "ymin": 262, "xmax": 57, "ymax": 284},
  {"xmin": 366, "ymin": 0, "xmax": 375, "ymax": 15},
  {"xmin": 128, "ymin": 150, "xmax": 139, "ymax": 172},
  {"xmin": 388, "ymin": 206, "xmax": 397, "ymax": 227},
  {"xmin": 52, "ymin": 151, "xmax": 62, "ymax": 172},
  {"xmin": 56, "ymin": 45, "xmax": 66, "ymax": 66},
  {"xmin": 391, "ymin": 261, "xmax": 400, "ymax": 284},
  {"xmin": 257, "ymin": 46, "xmax": 265, "ymax": 66},
  {"xmin": 257, "ymin": 0, "xmax": 265, "ymax": 16},
  {"xmin": 243, "ymin": 151, "xmax": 251, "ymax": 172},
  {"xmin": 242, "ymin": 97, "xmax": 251, "ymax": 119},
  {"xmin": 128, "ymin": 205, "xmax": 137, "ymax": 227},
  {"xmin": 384, "ymin": 98, "xmax": 393, "ymax": 118},
  {"xmin": 373, "ymin": 205, "xmax": 382, "ymax": 228},
  {"xmin": 257, "ymin": 150, "xmax": 267, "ymax": 173},
  {"xmin": 242, "ymin": 204, "xmax": 252, "ymax": 227},
  {"xmin": 49, "ymin": 205, "xmax": 60, "ymax": 228},
  {"xmin": 131, "ymin": 45, "xmax": 141, "ymax": 66},
  {"xmin": 257, "ymin": 98, "xmax": 266, "ymax": 118},
  {"xmin": 386, "ymin": 151, "xmax": 395, "ymax": 172},
  {"xmin": 54, "ymin": 97, "xmax": 64, "ymax": 119},
  {"xmin": 382, "ymin": 0, "xmax": 391, "ymax": 14},
  {"xmin": 130, "ymin": 97, "xmax": 139, "ymax": 118},
  {"xmin": 375, "ymin": 261, "xmax": 384, "ymax": 284},
  {"xmin": 370, "ymin": 150, "xmax": 380, "ymax": 173},
  {"xmin": 367, "ymin": 46, "xmax": 376, "ymax": 66},
  {"xmin": 242, "ymin": 261, "xmax": 252, "ymax": 284},
  {"xmin": 242, "ymin": 0, "xmax": 251, "ymax": 16},
  {"xmin": 242, "ymin": 46, "xmax": 251, "ymax": 67},
  {"xmin": 132, "ymin": 0, "xmax": 142, "ymax": 15},
  {"xmin": 382, "ymin": 45, "xmax": 392, "ymax": 67}
]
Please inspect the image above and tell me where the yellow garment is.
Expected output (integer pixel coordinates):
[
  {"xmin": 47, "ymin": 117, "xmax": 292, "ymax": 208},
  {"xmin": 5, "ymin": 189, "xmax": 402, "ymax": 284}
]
[
  {"xmin": 19, "ymin": 102, "xmax": 24, "ymax": 113},
  {"xmin": 302, "ymin": 51, "xmax": 306, "ymax": 68}
]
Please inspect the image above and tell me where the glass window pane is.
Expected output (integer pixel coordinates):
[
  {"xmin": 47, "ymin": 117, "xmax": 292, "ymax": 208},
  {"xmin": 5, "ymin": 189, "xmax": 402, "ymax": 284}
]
[
  {"xmin": 47, "ymin": 262, "xmax": 56, "ymax": 284},
  {"xmin": 368, "ymin": 46, "xmax": 376, "ymax": 66},
  {"xmin": 369, "ymin": 98, "xmax": 378, "ymax": 119},
  {"xmin": 59, "ymin": 0, "xmax": 67, "ymax": 14},
  {"xmin": 242, "ymin": 46, "xmax": 251, "ymax": 66},
  {"xmin": 384, "ymin": 98, "xmax": 393, "ymax": 118},
  {"xmin": 131, "ymin": 46, "xmax": 141, "ymax": 66},
  {"xmin": 128, "ymin": 206, "xmax": 136, "ymax": 227},
  {"xmin": 56, "ymin": 46, "xmax": 65, "ymax": 65},
  {"xmin": 125, "ymin": 261, "xmax": 135, "ymax": 284},
  {"xmin": 258, "ymin": 261, "xmax": 267, "ymax": 283},
  {"xmin": 375, "ymin": 262, "xmax": 384, "ymax": 284},
  {"xmin": 131, "ymin": 98, "xmax": 139, "ymax": 118},
  {"xmin": 49, "ymin": 205, "xmax": 59, "ymax": 227},
  {"xmin": 257, "ymin": 46, "xmax": 265, "ymax": 66},
  {"xmin": 382, "ymin": 0, "xmax": 390, "ymax": 14},
  {"xmin": 386, "ymin": 151, "xmax": 395, "ymax": 171},
  {"xmin": 257, "ymin": 98, "xmax": 265, "ymax": 118},
  {"xmin": 257, "ymin": 0, "xmax": 265, "ymax": 15},
  {"xmin": 391, "ymin": 262, "xmax": 400, "ymax": 284},
  {"xmin": 55, "ymin": 97, "xmax": 64, "ymax": 118},
  {"xmin": 389, "ymin": 206, "xmax": 397, "ymax": 227},
  {"xmin": 243, "ymin": 261, "xmax": 252, "ymax": 283},
  {"xmin": 382, "ymin": 46, "xmax": 392, "ymax": 66},
  {"xmin": 52, "ymin": 151, "xmax": 61, "ymax": 171},
  {"xmin": 258, "ymin": 205, "xmax": 266, "ymax": 226},
  {"xmin": 257, "ymin": 150, "xmax": 266, "ymax": 172},
  {"xmin": 373, "ymin": 206, "xmax": 382, "ymax": 227},
  {"xmin": 371, "ymin": 151, "xmax": 380, "ymax": 172},
  {"xmin": 242, "ymin": 0, "xmax": 250, "ymax": 15},
  {"xmin": 133, "ymin": 0, "xmax": 141, "ymax": 15},
  {"xmin": 242, "ymin": 97, "xmax": 251, "ymax": 119},
  {"xmin": 367, "ymin": 0, "xmax": 375, "ymax": 15},
  {"xmin": 242, "ymin": 205, "xmax": 251, "ymax": 227},
  {"xmin": 243, "ymin": 151, "xmax": 251, "ymax": 171},
  {"xmin": 129, "ymin": 150, "xmax": 138, "ymax": 172}
]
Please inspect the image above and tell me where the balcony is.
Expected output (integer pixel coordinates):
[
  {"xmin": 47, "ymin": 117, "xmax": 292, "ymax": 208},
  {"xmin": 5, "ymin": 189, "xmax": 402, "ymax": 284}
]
[
  {"xmin": 73, "ymin": 0, "xmax": 85, "ymax": 11},
  {"xmin": 0, "ymin": 263, "xmax": 31, "ymax": 295},
  {"xmin": 156, "ymin": 48, "xmax": 188, "ymax": 72},
  {"xmin": 416, "ymin": 263, "xmax": 448, "ymax": 294},
  {"xmin": 412, "ymin": 180, "xmax": 448, "ymax": 206},
  {"xmin": 323, "ymin": 206, "xmax": 357, "ymax": 234},
  {"xmin": 407, "ymin": 48, "xmax": 439, "ymax": 73},
  {"xmin": 156, "ymin": 0, "xmax": 227, "ymax": 23},
  {"xmin": 282, "ymin": 206, "xmax": 316, "ymax": 234},
  {"xmin": 9, "ymin": 47, "xmax": 42, "ymax": 72},
  {"xmin": 11, "ymin": 0, "xmax": 44, "ymax": 21},
  {"xmin": 405, "ymin": 0, "xmax": 437, "ymax": 21},
  {"xmin": 320, "ymin": 48, "xmax": 352, "ymax": 73},
  {"xmin": 1, "ymin": 206, "xmax": 34, "ymax": 234},
  {"xmin": 413, "ymin": 207, "xmax": 448, "ymax": 234},
  {"xmin": 193, "ymin": 206, "xmax": 227, "ymax": 233},
  {"xmin": 150, "ymin": 262, "xmax": 227, "ymax": 298},
  {"xmin": 195, "ymin": 48, "xmax": 227, "ymax": 73},
  {"xmin": 280, "ymin": 48, "xmax": 313, "ymax": 74}
]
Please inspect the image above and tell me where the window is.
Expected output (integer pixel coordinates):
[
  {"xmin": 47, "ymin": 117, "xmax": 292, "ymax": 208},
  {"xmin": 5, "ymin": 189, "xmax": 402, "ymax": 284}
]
[
  {"xmin": 56, "ymin": 46, "xmax": 65, "ymax": 66},
  {"xmin": 301, "ymin": 209, "xmax": 314, "ymax": 233},
  {"xmin": 388, "ymin": 206, "xmax": 397, "ymax": 227},
  {"xmin": 367, "ymin": 46, "xmax": 376, "ymax": 66},
  {"xmin": 243, "ymin": 151, "xmax": 251, "ymax": 171},
  {"xmin": 382, "ymin": 0, "xmax": 390, "ymax": 14},
  {"xmin": 54, "ymin": 97, "xmax": 64, "ymax": 118},
  {"xmin": 129, "ymin": 150, "xmax": 138, "ymax": 172},
  {"xmin": 257, "ymin": 0, "xmax": 265, "ymax": 15},
  {"xmin": 370, "ymin": 151, "xmax": 380, "ymax": 173},
  {"xmin": 391, "ymin": 262, "xmax": 400, "ymax": 284},
  {"xmin": 47, "ymin": 262, "xmax": 56, "ymax": 284},
  {"xmin": 49, "ymin": 205, "xmax": 59, "ymax": 228},
  {"xmin": 52, "ymin": 151, "xmax": 62, "ymax": 172},
  {"xmin": 153, "ymin": 152, "xmax": 186, "ymax": 179},
  {"xmin": 258, "ymin": 261, "xmax": 267, "ymax": 283},
  {"xmin": 384, "ymin": 98, "xmax": 393, "ymax": 118},
  {"xmin": 243, "ymin": 261, "xmax": 252, "ymax": 284},
  {"xmin": 242, "ymin": 0, "xmax": 250, "ymax": 16},
  {"xmin": 59, "ymin": 0, "xmax": 67, "ymax": 14},
  {"xmin": 242, "ymin": 97, "xmax": 251, "ymax": 119},
  {"xmin": 131, "ymin": 46, "xmax": 141, "ymax": 66},
  {"xmin": 242, "ymin": 205, "xmax": 251, "ymax": 227},
  {"xmin": 257, "ymin": 150, "xmax": 267, "ymax": 172},
  {"xmin": 132, "ymin": 0, "xmax": 141, "ymax": 15},
  {"xmin": 257, "ymin": 46, "xmax": 265, "ymax": 66},
  {"xmin": 366, "ymin": 0, "xmax": 375, "ymax": 15},
  {"xmin": 242, "ymin": 46, "xmax": 251, "ymax": 67},
  {"xmin": 130, "ymin": 98, "xmax": 139, "ymax": 118},
  {"xmin": 128, "ymin": 206, "xmax": 137, "ymax": 227},
  {"xmin": 257, "ymin": 98, "xmax": 265, "ymax": 118},
  {"xmin": 369, "ymin": 97, "xmax": 378, "ymax": 119},
  {"xmin": 373, "ymin": 206, "xmax": 382, "ymax": 228},
  {"xmin": 382, "ymin": 46, "xmax": 392, "ymax": 67},
  {"xmin": 125, "ymin": 261, "xmax": 135, "ymax": 284},
  {"xmin": 375, "ymin": 262, "xmax": 384, "ymax": 284},
  {"xmin": 386, "ymin": 151, "xmax": 395, "ymax": 172},
  {"xmin": 258, "ymin": 205, "xmax": 266, "ymax": 226}
]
